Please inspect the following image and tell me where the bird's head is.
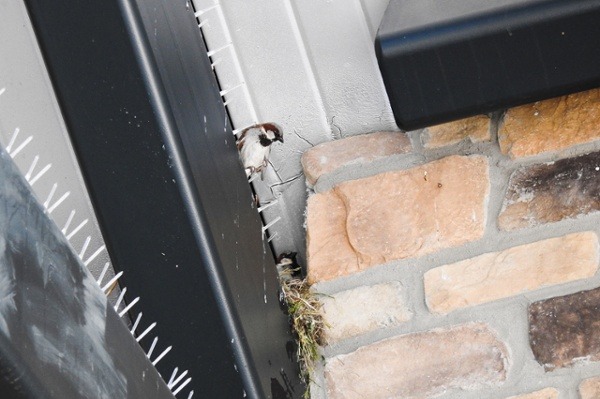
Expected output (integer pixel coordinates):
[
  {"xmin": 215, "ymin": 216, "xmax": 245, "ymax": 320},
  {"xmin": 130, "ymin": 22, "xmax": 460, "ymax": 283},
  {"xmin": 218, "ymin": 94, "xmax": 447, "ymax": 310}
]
[
  {"xmin": 259, "ymin": 123, "xmax": 283, "ymax": 146},
  {"xmin": 276, "ymin": 251, "xmax": 298, "ymax": 267}
]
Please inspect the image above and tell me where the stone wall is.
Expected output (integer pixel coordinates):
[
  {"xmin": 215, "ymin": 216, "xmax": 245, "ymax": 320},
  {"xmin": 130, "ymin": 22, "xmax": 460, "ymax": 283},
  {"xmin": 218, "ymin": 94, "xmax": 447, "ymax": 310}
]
[{"xmin": 302, "ymin": 88, "xmax": 600, "ymax": 399}]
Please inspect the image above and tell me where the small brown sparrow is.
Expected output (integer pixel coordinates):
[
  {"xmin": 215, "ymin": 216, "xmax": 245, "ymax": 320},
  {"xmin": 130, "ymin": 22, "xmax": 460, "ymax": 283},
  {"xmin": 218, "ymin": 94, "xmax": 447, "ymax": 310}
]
[{"xmin": 237, "ymin": 123, "xmax": 283, "ymax": 179}]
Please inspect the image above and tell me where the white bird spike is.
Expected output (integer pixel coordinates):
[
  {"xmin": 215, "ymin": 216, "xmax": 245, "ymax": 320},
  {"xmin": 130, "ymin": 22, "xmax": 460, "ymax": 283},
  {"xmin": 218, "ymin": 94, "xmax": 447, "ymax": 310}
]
[
  {"xmin": 118, "ymin": 296, "xmax": 139, "ymax": 317},
  {"xmin": 152, "ymin": 345, "xmax": 172, "ymax": 366},
  {"xmin": 135, "ymin": 322, "xmax": 157, "ymax": 342},
  {"xmin": 223, "ymin": 98, "xmax": 233, "ymax": 106},
  {"xmin": 79, "ymin": 236, "xmax": 91, "ymax": 259},
  {"xmin": 206, "ymin": 42, "xmax": 232, "ymax": 57},
  {"xmin": 147, "ymin": 337, "xmax": 158, "ymax": 359},
  {"xmin": 168, "ymin": 367, "xmax": 179, "ymax": 387},
  {"xmin": 47, "ymin": 190, "xmax": 70, "ymax": 214},
  {"xmin": 62, "ymin": 210, "xmax": 76, "ymax": 235},
  {"xmin": 43, "ymin": 183, "xmax": 58, "ymax": 210},
  {"xmin": 114, "ymin": 287, "xmax": 127, "ymax": 311},
  {"xmin": 198, "ymin": 19, "xmax": 208, "ymax": 28},
  {"xmin": 257, "ymin": 199, "xmax": 279, "ymax": 213},
  {"xmin": 97, "ymin": 262, "xmax": 111, "ymax": 286},
  {"xmin": 24, "ymin": 155, "xmax": 39, "ymax": 181},
  {"xmin": 232, "ymin": 124, "xmax": 255, "ymax": 136},
  {"xmin": 101, "ymin": 271, "xmax": 123, "ymax": 293},
  {"xmin": 210, "ymin": 58, "xmax": 221, "ymax": 69},
  {"xmin": 194, "ymin": 4, "xmax": 218, "ymax": 17},
  {"xmin": 0, "ymin": 87, "xmax": 5, "ymax": 96},
  {"xmin": 187, "ymin": 391, "xmax": 194, "ymax": 399},
  {"xmin": 10, "ymin": 135, "xmax": 33, "ymax": 158},
  {"xmin": 262, "ymin": 216, "xmax": 281, "ymax": 235},
  {"xmin": 66, "ymin": 218, "xmax": 88, "ymax": 240},
  {"xmin": 219, "ymin": 82, "xmax": 244, "ymax": 97},
  {"xmin": 172, "ymin": 378, "xmax": 192, "ymax": 396},
  {"xmin": 6, "ymin": 127, "xmax": 20, "ymax": 153},
  {"xmin": 168, "ymin": 369, "xmax": 188, "ymax": 389},
  {"xmin": 84, "ymin": 245, "xmax": 105, "ymax": 266},
  {"xmin": 267, "ymin": 232, "xmax": 279, "ymax": 243},
  {"xmin": 130, "ymin": 312, "xmax": 143, "ymax": 335},
  {"xmin": 28, "ymin": 163, "xmax": 52, "ymax": 186}
]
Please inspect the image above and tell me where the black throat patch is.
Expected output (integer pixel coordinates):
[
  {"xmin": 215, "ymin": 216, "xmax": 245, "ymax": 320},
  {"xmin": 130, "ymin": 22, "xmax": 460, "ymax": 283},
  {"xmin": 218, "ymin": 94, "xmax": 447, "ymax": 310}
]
[{"xmin": 259, "ymin": 134, "xmax": 272, "ymax": 147}]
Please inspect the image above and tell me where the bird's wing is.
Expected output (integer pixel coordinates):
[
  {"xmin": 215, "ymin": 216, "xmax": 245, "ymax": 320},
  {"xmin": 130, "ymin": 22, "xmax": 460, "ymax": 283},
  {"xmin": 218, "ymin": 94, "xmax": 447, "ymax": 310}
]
[{"xmin": 236, "ymin": 135, "xmax": 245, "ymax": 151}]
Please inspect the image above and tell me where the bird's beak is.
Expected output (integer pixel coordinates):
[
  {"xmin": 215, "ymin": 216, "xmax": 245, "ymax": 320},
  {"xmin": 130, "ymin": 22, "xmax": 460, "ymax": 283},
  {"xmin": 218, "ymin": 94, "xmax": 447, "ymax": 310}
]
[{"xmin": 277, "ymin": 136, "xmax": 284, "ymax": 143}]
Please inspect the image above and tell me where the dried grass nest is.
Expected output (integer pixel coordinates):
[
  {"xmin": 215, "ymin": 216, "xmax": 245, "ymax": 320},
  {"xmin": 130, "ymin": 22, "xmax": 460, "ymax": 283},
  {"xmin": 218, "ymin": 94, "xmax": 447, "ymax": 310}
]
[{"xmin": 276, "ymin": 253, "xmax": 328, "ymax": 398}]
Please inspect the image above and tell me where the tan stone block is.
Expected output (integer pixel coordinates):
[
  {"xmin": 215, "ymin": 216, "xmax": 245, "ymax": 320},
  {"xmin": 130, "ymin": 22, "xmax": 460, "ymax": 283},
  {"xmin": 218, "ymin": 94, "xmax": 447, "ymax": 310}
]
[
  {"xmin": 506, "ymin": 388, "xmax": 559, "ymax": 399},
  {"xmin": 306, "ymin": 192, "xmax": 360, "ymax": 283},
  {"xmin": 580, "ymin": 376, "xmax": 600, "ymax": 399},
  {"xmin": 499, "ymin": 89, "xmax": 600, "ymax": 158},
  {"xmin": 321, "ymin": 282, "xmax": 412, "ymax": 343},
  {"xmin": 325, "ymin": 323, "xmax": 509, "ymax": 399},
  {"xmin": 307, "ymin": 155, "xmax": 489, "ymax": 283},
  {"xmin": 301, "ymin": 131, "xmax": 412, "ymax": 186},
  {"xmin": 425, "ymin": 232, "xmax": 599, "ymax": 314},
  {"xmin": 423, "ymin": 115, "xmax": 491, "ymax": 148}
]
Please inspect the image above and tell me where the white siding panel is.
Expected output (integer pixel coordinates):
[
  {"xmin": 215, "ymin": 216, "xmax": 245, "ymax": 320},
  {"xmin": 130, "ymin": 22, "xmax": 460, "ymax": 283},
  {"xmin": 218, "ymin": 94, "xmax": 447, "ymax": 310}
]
[
  {"xmin": 193, "ymin": 0, "xmax": 398, "ymax": 260},
  {"xmin": 216, "ymin": 0, "xmax": 333, "ymax": 150},
  {"xmin": 291, "ymin": 0, "xmax": 398, "ymax": 137},
  {"xmin": 194, "ymin": 0, "xmax": 335, "ymax": 259}
]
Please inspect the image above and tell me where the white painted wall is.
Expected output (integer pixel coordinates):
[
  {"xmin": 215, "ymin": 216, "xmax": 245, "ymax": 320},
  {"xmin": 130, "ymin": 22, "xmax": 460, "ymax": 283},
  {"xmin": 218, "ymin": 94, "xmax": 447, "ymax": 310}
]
[{"xmin": 191, "ymin": 0, "xmax": 397, "ymax": 261}]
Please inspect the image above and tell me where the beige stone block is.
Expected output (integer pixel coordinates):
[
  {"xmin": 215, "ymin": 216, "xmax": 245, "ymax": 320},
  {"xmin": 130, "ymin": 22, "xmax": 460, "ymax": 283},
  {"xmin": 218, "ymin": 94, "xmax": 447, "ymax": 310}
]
[
  {"xmin": 307, "ymin": 155, "xmax": 489, "ymax": 283},
  {"xmin": 580, "ymin": 376, "xmax": 600, "ymax": 399},
  {"xmin": 306, "ymin": 192, "xmax": 360, "ymax": 282},
  {"xmin": 423, "ymin": 115, "xmax": 491, "ymax": 148},
  {"xmin": 425, "ymin": 232, "xmax": 599, "ymax": 314},
  {"xmin": 499, "ymin": 89, "xmax": 600, "ymax": 158},
  {"xmin": 321, "ymin": 282, "xmax": 412, "ymax": 343},
  {"xmin": 301, "ymin": 131, "xmax": 412, "ymax": 186},
  {"xmin": 325, "ymin": 323, "xmax": 509, "ymax": 399},
  {"xmin": 506, "ymin": 388, "xmax": 559, "ymax": 399}
]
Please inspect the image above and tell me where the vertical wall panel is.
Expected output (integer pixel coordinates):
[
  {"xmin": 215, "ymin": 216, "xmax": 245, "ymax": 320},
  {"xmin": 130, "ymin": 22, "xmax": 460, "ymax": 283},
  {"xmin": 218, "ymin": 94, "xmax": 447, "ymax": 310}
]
[
  {"xmin": 291, "ymin": 0, "xmax": 398, "ymax": 137},
  {"xmin": 360, "ymin": 0, "xmax": 391, "ymax": 40},
  {"xmin": 195, "ymin": 0, "xmax": 335, "ymax": 259},
  {"xmin": 193, "ymin": 0, "xmax": 397, "ymax": 261}
]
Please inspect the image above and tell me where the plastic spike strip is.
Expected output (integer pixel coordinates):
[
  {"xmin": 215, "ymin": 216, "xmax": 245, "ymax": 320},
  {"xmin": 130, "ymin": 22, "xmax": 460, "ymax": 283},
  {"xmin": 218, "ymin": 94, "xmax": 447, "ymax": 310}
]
[
  {"xmin": 195, "ymin": 5, "xmax": 284, "ymax": 245},
  {"xmin": 195, "ymin": 0, "xmax": 259, "ymax": 127},
  {"xmin": 97, "ymin": 266, "xmax": 192, "ymax": 397},
  {"xmin": 168, "ymin": 367, "xmax": 193, "ymax": 396},
  {"xmin": 1, "ymin": 121, "xmax": 193, "ymax": 398}
]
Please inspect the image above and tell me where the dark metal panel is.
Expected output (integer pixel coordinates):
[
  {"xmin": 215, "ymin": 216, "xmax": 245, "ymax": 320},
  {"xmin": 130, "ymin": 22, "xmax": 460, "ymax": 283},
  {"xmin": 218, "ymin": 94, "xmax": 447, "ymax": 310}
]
[
  {"xmin": 23, "ymin": 0, "xmax": 300, "ymax": 398},
  {"xmin": 376, "ymin": 0, "xmax": 600, "ymax": 130},
  {"xmin": 0, "ymin": 149, "xmax": 174, "ymax": 399}
]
